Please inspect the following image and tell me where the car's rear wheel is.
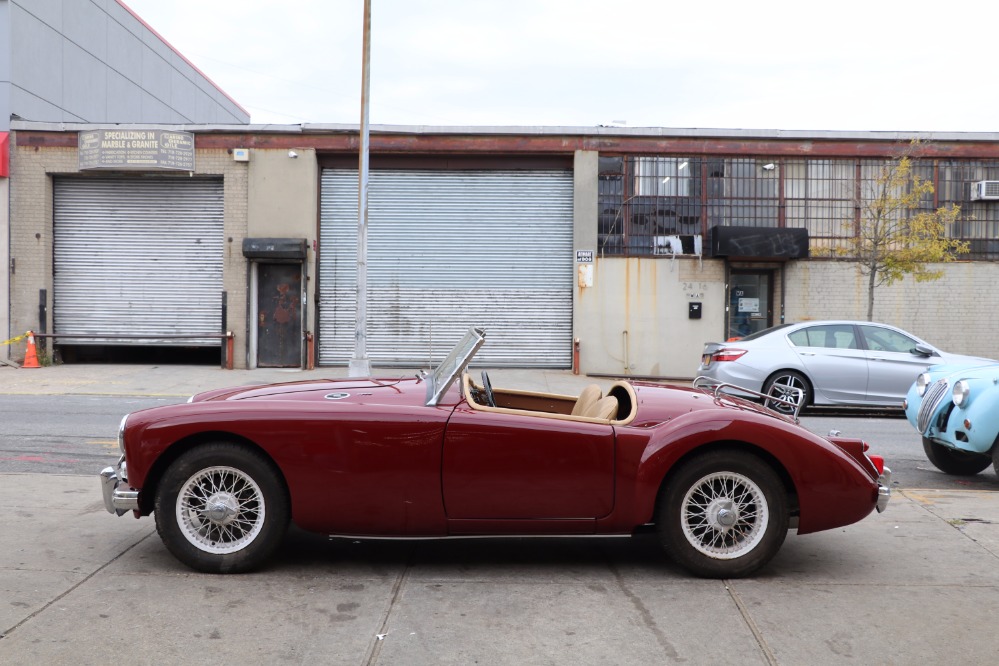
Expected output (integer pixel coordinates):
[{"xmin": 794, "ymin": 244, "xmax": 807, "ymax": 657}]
[
  {"xmin": 763, "ymin": 370, "xmax": 811, "ymax": 414},
  {"xmin": 923, "ymin": 437, "xmax": 991, "ymax": 476},
  {"xmin": 154, "ymin": 443, "xmax": 289, "ymax": 573},
  {"xmin": 657, "ymin": 450, "xmax": 789, "ymax": 579}
]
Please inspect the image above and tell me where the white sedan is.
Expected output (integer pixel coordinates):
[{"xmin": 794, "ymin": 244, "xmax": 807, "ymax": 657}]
[{"xmin": 697, "ymin": 321, "xmax": 992, "ymax": 413}]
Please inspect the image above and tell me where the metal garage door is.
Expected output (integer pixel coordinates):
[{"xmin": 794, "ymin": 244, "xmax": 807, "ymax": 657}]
[
  {"xmin": 319, "ymin": 169, "xmax": 573, "ymax": 367},
  {"xmin": 53, "ymin": 177, "xmax": 224, "ymax": 345}
]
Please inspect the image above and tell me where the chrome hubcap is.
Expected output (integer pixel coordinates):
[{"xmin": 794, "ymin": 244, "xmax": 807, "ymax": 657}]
[
  {"xmin": 205, "ymin": 493, "xmax": 240, "ymax": 524},
  {"xmin": 714, "ymin": 504, "xmax": 737, "ymax": 528}
]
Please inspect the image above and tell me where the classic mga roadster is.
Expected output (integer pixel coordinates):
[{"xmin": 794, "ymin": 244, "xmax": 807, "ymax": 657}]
[{"xmin": 101, "ymin": 327, "xmax": 890, "ymax": 578}]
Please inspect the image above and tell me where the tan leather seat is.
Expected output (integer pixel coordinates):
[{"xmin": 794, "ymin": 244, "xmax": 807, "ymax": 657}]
[
  {"xmin": 571, "ymin": 384, "xmax": 602, "ymax": 416},
  {"xmin": 585, "ymin": 395, "xmax": 618, "ymax": 420}
]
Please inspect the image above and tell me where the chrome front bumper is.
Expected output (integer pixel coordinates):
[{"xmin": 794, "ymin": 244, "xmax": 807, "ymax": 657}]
[
  {"xmin": 100, "ymin": 459, "xmax": 140, "ymax": 516},
  {"xmin": 876, "ymin": 467, "xmax": 892, "ymax": 513}
]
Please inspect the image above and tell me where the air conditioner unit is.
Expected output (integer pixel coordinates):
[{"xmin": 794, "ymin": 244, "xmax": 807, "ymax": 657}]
[
  {"xmin": 971, "ymin": 180, "xmax": 999, "ymax": 201},
  {"xmin": 653, "ymin": 234, "xmax": 703, "ymax": 255}
]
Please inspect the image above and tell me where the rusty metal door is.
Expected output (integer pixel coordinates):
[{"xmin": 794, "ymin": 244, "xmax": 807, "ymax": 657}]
[{"xmin": 257, "ymin": 263, "xmax": 302, "ymax": 367}]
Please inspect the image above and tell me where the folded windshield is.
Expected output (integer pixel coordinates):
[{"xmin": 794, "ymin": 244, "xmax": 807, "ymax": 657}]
[{"xmin": 425, "ymin": 327, "xmax": 486, "ymax": 405}]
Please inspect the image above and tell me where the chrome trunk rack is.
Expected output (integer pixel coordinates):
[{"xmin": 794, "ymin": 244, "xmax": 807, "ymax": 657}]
[{"xmin": 692, "ymin": 376, "xmax": 804, "ymax": 421}]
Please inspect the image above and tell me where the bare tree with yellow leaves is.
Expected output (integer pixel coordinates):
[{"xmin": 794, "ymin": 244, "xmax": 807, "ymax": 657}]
[{"xmin": 848, "ymin": 141, "xmax": 969, "ymax": 321}]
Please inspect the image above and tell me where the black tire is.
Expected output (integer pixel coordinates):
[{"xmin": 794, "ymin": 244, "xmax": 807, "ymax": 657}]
[
  {"xmin": 762, "ymin": 370, "xmax": 811, "ymax": 415},
  {"xmin": 658, "ymin": 450, "xmax": 789, "ymax": 579},
  {"xmin": 154, "ymin": 442, "xmax": 290, "ymax": 573},
  {"xmin": 923, "ymin": 437, "xmax": 991, "ymax": 476}
]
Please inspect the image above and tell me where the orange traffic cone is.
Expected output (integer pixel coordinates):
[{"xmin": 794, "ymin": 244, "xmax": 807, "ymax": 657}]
[{"xmin": 22, "ymin": 331, "xmax": 40, "ymax": 368}]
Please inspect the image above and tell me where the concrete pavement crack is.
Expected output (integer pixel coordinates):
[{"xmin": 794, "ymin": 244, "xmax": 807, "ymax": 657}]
[
  {"xmin": 725, "ymin": 581, "xmax": 779, "ymax": 666},
  {"xmin": 362, "ymin": 542, "xmax": 416, "ymax": 666}
]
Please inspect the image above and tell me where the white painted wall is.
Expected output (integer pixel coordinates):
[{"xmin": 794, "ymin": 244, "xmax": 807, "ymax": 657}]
[{"xmin": 575, "ymin": 257, "xmax": 726, "ymax": 378}]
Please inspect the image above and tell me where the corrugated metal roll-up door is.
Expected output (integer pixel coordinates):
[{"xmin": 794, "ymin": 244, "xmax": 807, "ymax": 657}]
[
  {"xmin": 319, "ymin": 169, "xmax": 573, "ymax": 367},
  {"xmin": 53, "ymin": 177, "xmax": 224, "ymax": 346}
]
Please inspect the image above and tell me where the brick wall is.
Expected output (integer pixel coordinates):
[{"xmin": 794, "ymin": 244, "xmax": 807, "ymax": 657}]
[{"xmin": 784, "ymin": 260, "xmax": 999, "ymax": 359}]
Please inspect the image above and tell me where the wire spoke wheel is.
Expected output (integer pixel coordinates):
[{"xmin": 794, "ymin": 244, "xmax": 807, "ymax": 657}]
[
  {"xmin": 659, "ymin": 451, "xmax": 788, "ymax": 578},
  {"xmin": 155, "ymin": 443, "xmax": 289, "ymax": 573},
  {"xmin": 177, "ymin": 466, "xmax": 265, "ymax": 554},
  {"xmin": 681, "ymin": 471, "xmax": 768, "ymax": 559}
]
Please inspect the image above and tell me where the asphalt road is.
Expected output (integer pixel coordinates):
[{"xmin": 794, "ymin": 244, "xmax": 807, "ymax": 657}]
[
  {"xmin": 0, "ymin": 395, "xmax": 180, "ymax": 474},
  {"xmin": 2, "ymin": 394, "xmax": 996, "ymax": 490}
]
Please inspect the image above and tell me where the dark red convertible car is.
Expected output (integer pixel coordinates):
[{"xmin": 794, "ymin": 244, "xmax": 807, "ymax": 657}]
[{"xmin": 101, "ymin": 327, "xmax": 890, "ymax": 578}]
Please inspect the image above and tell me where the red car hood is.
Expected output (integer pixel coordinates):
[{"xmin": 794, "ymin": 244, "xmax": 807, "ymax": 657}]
[{"xmin": 190, "ymin": 376, "xmax": 432, "ymax": 408}]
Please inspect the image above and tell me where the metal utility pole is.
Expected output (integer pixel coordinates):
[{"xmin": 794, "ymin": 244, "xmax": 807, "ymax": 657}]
[{"xmin": 348, "ymin": 0, "xmax": 372, "ymax": 377}]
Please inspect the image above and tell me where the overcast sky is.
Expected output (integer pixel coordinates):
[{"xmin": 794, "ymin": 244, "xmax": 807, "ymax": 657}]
[{"xmin": 123, "ymin": 0, "xmax": 998, "ymax": 132}]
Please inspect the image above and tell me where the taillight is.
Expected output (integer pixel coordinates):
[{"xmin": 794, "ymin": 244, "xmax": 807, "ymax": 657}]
[
  {"xmin": 867, "ymin": 454, "xmax": 885, "ymax": 475},
  {"xmin": 712, "ymin": 348, "xmax": 747, "ymax": 362}
]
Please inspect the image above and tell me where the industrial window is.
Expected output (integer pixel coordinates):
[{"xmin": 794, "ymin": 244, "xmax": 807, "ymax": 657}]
[
  {"xmin": 784, "ymin": 159, "xmax": 854, "ymax": 255},
  {"xmin": 599, "ymin": 156, "xmax": 700, "ymax": 256},
  {"xmin": 597, "ymin": 155, "xmax": 999, "ymax": 260}
]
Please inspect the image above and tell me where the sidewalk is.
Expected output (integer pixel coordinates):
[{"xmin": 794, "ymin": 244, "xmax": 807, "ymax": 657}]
[{"xmin": 2, "ymin": 472, "xmax": 999, "ymax": 664}]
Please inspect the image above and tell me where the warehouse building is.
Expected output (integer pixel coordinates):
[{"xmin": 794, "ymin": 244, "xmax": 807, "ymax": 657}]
[{"xmin": 6, "ymin": 123, "xmax": 999, "ymax": 374}]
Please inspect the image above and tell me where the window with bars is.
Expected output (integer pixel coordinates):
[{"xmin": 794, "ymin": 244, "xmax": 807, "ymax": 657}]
[{"xmin": 597, "ymin": 155, "xmax": 999, "ymax": 260}]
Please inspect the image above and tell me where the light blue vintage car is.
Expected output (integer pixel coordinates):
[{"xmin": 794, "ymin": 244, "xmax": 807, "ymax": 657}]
[{"xmin": 904, "ymin": 363, "xmax": 999, "ymax": 476}]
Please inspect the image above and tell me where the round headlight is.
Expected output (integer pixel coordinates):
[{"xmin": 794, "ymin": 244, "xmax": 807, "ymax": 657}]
[
  {"xmin": 117, "ymin": 414, "xmax": 129, "ymax": 453},
  {"xmin": 953, "ymin": 380, "xmax": 970, "ymax": 407},
  {"xmin": 916, "ymin": 373, "xmax": 931, "ymax": 397}
]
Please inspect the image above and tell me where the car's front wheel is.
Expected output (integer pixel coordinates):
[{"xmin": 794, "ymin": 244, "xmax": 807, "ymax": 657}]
[
  {"xmin": 923, "ymin": 437, "xmax": 991, "ymax": 476},
  {"xmin": 154, "ymin": 443, "xmax": 290, "ymax": 573},
  {"xmin": 658, "ymin": 450, "xmax": 789, "ymax": 579},
  {"xmin": 762, "ymin": 371, "xmax": 811, "ymax": 415}
]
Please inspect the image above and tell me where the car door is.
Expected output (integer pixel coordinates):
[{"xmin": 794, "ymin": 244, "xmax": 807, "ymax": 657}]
[
  {"xmin": 787, "ymin": 324, "xmax": 870, "ymax": 403},
  {"xmin": 441, "ymin": 403, "xmax": 615, "ymax": 522},
  {"xmin": 859, "ymin": 324, "xmax": 932, "ymax": 404}
]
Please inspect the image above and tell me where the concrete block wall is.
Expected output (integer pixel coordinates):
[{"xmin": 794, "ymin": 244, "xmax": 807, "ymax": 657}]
[
  {"xmin": 196, "ymin": 149, "xmax": 249, "ymax": 368},
  {"xmin": 7, "ymin": 144, "xmax": 74, "ymax": 361},
  {"xmin": 784, "ymin": 260, "xmax": 999, "ymax": 359}
]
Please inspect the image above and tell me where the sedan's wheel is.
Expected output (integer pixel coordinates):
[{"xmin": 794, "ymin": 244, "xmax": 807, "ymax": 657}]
[
  {"xmin": 762, "ymin": 371, "xmax": 811, "ymax": 415},
  {"xmin": 923, "ymin": 437, "xmax": 991, "ymax": 476},
  {"xmin": 658, "ymin": 451, "xmax": 788, "ymax": 579},
  {"xmin": 154, "ymin": 443, "xmax": 289, "ymax": 573}
]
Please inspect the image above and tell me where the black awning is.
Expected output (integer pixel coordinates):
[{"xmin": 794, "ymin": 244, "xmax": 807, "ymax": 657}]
[
  {"xmin": 708, "ymin": 226, "xmax": 809, "ymax": 259},
  {"xmin": 242, "ymin": 238, "xmax": 307, "ymax": 260}
]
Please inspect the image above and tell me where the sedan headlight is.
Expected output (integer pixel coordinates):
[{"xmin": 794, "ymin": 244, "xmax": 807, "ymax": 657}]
[
  {"xmin": 953, "ymin": 380, "xmax": 970, "ymax": 407},
  {"xmin": 915, "ymin": 373, "xmax": 932, "ymax": 397}
]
